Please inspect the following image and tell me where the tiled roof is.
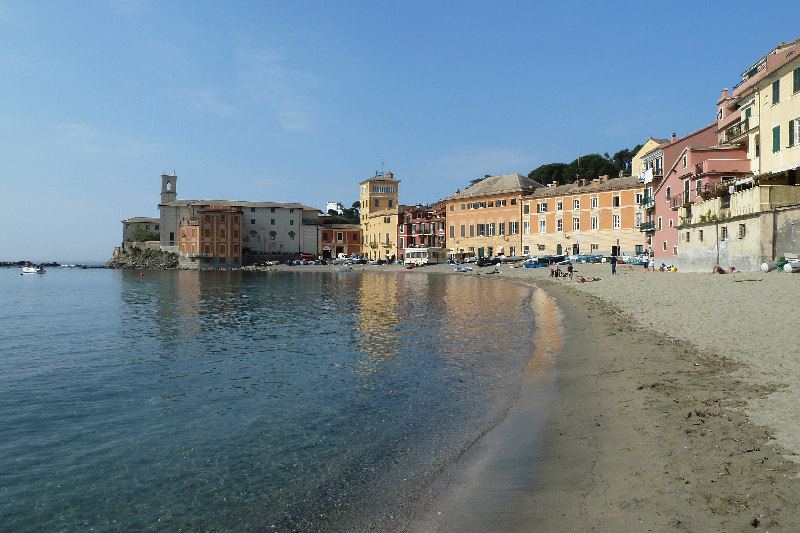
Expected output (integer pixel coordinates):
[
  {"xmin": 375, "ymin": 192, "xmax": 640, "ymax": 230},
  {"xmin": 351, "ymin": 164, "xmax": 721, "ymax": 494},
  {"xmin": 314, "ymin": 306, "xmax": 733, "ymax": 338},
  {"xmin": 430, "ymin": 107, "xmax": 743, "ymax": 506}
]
[
  {"xmin": 159, "ymin": 199, "xmax": 321, "ymax": 212},
  {"xmin": 530, "ymin": 175, "xmax": 641, "ymax": 198},
  {"xmin": 448, "ymin": 173, "xmax": 542, "ymax": 200},
  {"xmin": 121, "ymin": 216, "xmax": 159, "ymax": 223}
]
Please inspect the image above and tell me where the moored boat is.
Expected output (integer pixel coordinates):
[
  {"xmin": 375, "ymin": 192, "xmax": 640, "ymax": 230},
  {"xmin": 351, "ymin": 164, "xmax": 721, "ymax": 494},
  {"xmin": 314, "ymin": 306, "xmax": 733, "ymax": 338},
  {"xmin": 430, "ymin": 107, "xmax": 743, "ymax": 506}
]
[{"xmin": 21, "ymin": 266, "xmax": 46, "ymax": 274}]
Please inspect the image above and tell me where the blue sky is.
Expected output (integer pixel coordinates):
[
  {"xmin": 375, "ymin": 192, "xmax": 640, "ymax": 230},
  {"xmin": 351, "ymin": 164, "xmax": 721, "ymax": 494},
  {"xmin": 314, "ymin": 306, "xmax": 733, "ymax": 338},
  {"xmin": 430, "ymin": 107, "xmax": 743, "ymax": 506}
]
[{"xmin": 2, "ymin": 1, "xmax": 799, "ymax": 262}]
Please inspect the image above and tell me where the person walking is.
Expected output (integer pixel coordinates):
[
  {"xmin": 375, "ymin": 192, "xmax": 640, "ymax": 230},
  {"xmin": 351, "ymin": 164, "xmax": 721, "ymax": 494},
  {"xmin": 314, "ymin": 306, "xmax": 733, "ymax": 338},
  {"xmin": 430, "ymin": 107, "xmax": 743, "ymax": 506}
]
[
  {"xmin": 567, "ymin": 262, "xmax": 573, "ymax": 280},
  {"xmin": 610, "ymin": 255, "xmax": 617, "ymax": 275}
]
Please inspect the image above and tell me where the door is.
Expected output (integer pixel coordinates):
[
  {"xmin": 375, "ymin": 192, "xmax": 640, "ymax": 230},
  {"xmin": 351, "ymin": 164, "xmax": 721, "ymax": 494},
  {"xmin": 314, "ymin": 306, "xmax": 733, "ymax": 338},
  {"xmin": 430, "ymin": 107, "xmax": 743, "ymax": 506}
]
[
  {"xmin": 684, "ymin": 179, "xmax": 690, "ymax": 204},
  {"xmin": 556, "ymin": 244, "xmax": 562, "ymax": 255}
]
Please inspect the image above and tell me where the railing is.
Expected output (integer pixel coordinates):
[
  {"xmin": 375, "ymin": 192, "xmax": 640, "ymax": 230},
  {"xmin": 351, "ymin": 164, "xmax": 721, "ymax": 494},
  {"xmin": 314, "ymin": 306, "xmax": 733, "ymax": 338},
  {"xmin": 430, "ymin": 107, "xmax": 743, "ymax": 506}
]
[
  {"xmin": 724, "ymin": 118, "xmax": 749, "ymax": 142},
  {"xmin": 670, "ymin": 192, "xmax": 690, "ymax": 209},
  {"xmin": 639, "ymin": 194, "xmax": 655, "ymax": 209},
  {"xmin": 181, "ymin": 252, "xmax": 213, "ymax": 258},
  {"xmin": 382, "ymin": 241, "xmax": 392, "ymax": 247},
  {"xmin": 639, "ymin": 221, "xmax": 655, "ymax": 232},
  {"xmin": 369, "ymin": 242, "xmax": 378, "ymax": 248}
]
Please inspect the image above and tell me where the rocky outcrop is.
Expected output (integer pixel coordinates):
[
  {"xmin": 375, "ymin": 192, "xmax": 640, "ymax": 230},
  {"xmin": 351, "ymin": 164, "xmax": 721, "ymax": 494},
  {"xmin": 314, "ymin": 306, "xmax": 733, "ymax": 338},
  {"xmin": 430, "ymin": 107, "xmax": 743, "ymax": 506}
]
[{"xmin": 105, "ymin": 247, "xmax": 178, "ymax": 269}]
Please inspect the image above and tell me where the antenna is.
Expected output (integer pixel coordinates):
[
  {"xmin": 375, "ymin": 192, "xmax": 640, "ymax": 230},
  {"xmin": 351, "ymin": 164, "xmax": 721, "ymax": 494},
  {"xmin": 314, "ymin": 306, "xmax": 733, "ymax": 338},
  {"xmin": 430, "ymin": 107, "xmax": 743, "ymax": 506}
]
[{"xmin": 381, "ymin": 159, "xmax": 384, "ymax": 174}]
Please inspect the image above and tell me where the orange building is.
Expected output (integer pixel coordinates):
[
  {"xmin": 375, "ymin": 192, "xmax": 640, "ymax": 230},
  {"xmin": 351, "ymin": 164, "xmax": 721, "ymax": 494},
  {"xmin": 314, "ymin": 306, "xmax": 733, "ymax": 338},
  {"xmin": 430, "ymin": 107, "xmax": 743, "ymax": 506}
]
[
  {"xmin": 319, "ymin": 224, "xmax": 361, "ymax": 259},
  {"xmin": 443, "ymin": 173, "xmax": 541, "ymax": 259},
  {"xmin": 522, "ymin": 176, "xmax": 646, "ymax": 257},
  {"xmin": 179, "ymin": 205, "xmax": 243, "ymax": 268}
]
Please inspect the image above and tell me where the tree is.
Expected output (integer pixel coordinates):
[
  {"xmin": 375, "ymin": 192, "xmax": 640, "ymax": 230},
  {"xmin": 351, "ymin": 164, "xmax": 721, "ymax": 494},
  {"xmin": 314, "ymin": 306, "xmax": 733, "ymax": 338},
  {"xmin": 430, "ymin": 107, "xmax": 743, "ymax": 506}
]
[{"xmin": 128, "ymin": 227, "xmax": 160, "ymax": 242}]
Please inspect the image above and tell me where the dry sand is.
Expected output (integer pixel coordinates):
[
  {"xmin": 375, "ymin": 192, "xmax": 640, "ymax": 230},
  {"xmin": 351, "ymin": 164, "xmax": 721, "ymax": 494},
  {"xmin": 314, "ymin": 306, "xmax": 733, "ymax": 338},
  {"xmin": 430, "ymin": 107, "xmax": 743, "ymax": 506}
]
[{"xmin": 253, "ymin": 261, "xmax": 800, "ymax": 530}]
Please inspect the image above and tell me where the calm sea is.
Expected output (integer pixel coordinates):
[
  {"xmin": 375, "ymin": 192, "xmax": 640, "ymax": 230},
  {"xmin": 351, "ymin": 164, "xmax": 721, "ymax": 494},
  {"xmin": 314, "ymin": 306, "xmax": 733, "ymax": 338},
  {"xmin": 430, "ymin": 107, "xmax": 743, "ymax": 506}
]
[{"xmin": 1, "ymin": 267, "xmax": 543, "ymax": 531}]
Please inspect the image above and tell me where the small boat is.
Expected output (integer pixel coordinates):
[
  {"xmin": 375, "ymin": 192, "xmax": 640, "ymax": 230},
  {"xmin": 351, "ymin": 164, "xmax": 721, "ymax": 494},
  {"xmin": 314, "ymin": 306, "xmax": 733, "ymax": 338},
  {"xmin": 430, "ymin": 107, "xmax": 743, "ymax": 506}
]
[
  {"xmin": 454, "ymin": 266, "xmax": 473, "ymax": 272},
  {"xmin": 21, "ymin": 266, "xmax": 46, "ymax": 274},
  {"xmin": 404, "ymin": 264, "xmax": 417, "ymax": 270},
  {"xmin": 522, "ymin": 262, "xmax": 546, "ymax": 269}
]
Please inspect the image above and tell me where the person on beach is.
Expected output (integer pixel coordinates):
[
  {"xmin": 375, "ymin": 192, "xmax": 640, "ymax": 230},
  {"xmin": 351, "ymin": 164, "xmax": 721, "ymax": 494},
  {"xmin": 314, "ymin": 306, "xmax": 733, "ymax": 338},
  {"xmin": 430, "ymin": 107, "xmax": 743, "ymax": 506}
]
[
  {"xmin": 610, "ymin": 255, "xmax": 617, "ymax": 275},
  {"xmin": 567, "ymin": 262, "xmax": 573, "ymax": 280},
  {"xmin": 577, "ymin": 275, "xmax": 599, "ymax": 283}
]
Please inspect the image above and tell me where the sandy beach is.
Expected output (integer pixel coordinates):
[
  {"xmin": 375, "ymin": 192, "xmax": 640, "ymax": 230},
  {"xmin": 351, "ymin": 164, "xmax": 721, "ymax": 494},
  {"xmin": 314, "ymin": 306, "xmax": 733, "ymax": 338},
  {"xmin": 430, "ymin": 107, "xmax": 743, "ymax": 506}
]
[{"xmin": 254, "ymin": 261, "xmax": 800, "ymax": 530}]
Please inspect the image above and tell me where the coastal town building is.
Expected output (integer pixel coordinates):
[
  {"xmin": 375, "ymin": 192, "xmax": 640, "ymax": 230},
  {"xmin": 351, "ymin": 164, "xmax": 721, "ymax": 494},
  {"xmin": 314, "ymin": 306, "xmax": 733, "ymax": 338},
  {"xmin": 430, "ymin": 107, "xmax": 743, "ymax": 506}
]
[
  {"xmin": 397, "ymin": 203, "xmax": 447, "ymax": 261},
  {"xmin": 676, "ymin": 39, "xmax": 800, "ymax": 271},
  {"xmin": 121, "ymin": 217, "xmax": 160, "ymax": 243},
  {"xmin": 631, "ymin": 137, "xmax": 670, "ymax": 181},
  {"xmin": 178, "ymin": 205, "xmax": 243, "ymax": 269},
  {"xmin": 444, "ymin": 173, "xmax": 541, "ymax": 259},
  {"xmin": 155, "ymin": 172, "xmax": 321, "ymax": 264},
  {"xmin": 641, "ymin": 125, "xmax": 718, "ymax": 261},
  {"xmin": 319, "ymin": 224, "xmax": 361, "ymax": 259},
  {"xmin": 522, "ymin": 176, "xmax": 646, "ymax": 257},
  {"xmin": 359, "ymin": 171, "xmax": 401, "ymax": 261}
]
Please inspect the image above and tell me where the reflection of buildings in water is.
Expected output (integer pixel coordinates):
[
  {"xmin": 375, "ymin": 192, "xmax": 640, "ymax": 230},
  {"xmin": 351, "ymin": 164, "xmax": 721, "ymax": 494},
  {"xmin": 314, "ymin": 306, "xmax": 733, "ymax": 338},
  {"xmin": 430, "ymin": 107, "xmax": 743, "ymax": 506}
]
[
  {"xmin": 354, "ymin": 272, "xmax": 401, "ymax": 373},
  {"xmin": 526, "ymin": 287, "xmax": 563, "ymax": 373}
]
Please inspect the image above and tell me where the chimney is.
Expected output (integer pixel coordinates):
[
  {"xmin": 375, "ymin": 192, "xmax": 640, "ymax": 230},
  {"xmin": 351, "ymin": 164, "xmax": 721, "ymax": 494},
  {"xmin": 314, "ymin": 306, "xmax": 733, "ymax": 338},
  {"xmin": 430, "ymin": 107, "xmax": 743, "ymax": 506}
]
[
  {"xmin": 386, "ymin": 172, "xmax": 393, "ymax": 179},
  {"xmin": 552, "ymin": 180, "xmax": 559, "ymax": 187},
  {"xmin": 600, "ymin": 175, "xmax": 609, "ymax": 183},
  {"xmin": 671, "ymin": 132, "xmax": 676, "ymax": 143}
]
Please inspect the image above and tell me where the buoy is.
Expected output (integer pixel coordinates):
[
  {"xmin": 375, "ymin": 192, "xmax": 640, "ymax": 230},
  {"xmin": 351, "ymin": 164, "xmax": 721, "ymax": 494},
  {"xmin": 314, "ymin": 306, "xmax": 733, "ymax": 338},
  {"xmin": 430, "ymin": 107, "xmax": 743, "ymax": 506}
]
[
  {"xmin": 140, "ymin": 272, "xmax": 144, "ymax": 277},
  {"xmin": 783, "ymin": 262, "xmax": 800, "ymax": 273},
  {"xmin": 761, "ymin": 261, "xmax": 777, "ymax": 272}
]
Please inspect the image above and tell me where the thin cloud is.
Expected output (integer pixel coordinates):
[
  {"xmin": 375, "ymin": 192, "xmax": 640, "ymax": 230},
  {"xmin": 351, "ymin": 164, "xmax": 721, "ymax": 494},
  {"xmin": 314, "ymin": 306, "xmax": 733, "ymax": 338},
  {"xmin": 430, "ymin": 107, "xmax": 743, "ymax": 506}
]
[
  {"xmin": 236, "ymin": 47, "xmax": 317, "ymax": 133},
  {"xmin": 191, "ymin": 88, "xmax": 237, "ymax": 117},
  {"xmin": 52, "ymin": 123, "xmax": 162, "ymax": 156}
]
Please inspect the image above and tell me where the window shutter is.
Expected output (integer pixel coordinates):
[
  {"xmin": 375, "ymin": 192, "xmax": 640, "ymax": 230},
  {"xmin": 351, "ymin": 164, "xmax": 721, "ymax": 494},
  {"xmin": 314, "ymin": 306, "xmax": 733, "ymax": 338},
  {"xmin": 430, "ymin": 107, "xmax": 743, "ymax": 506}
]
[
  {"xmin": 773, "ymin": 126, "xmax": 781, "ymax": 153},
  {"xmin": 791, "ymin": 120, "xmax": 796, "ymax": 147}
]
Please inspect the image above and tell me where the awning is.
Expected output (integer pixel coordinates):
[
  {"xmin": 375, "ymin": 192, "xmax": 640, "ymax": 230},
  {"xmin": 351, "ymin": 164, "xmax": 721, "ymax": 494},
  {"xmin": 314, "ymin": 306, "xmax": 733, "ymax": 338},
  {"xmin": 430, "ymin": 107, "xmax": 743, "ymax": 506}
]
[{"xmin": 323, "ymin": 246, "xmax": 331, "ymax": 250}]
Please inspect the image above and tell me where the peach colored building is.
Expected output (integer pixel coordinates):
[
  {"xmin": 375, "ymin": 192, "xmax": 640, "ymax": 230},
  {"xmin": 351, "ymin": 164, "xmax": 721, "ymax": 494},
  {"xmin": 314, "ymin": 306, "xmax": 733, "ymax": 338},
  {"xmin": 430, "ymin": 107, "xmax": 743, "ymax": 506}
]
[
  {"xmin": 319, "ymin": 224, "xmax": 361, "ymax": 259},
  {"xmin": 522, "ymin": 176, "xmax": 646, "ymax": 257},
  {"xmin": 179, "ymin": 205, "xmax": 243, "ymax": 269},
  {"xmin": 444, "ymin": 173, "xmax": 541, "ymax": 259}
]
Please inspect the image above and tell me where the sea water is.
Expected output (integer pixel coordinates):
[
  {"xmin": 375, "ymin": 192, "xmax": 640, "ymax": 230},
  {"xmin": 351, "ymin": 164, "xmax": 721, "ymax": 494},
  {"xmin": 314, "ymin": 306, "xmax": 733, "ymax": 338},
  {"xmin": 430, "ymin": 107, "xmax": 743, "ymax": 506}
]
[{"xmin": 1, "ymin": 267, "xmax": 541, "ymax": 531}]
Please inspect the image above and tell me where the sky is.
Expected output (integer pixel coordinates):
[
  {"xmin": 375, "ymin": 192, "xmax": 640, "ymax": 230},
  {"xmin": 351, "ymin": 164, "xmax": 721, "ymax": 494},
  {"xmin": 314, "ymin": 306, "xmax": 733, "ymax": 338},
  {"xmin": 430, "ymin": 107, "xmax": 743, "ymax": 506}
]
[{"xmin": 2, "ymin": 1, "xmax": 800, "ymax": 263}]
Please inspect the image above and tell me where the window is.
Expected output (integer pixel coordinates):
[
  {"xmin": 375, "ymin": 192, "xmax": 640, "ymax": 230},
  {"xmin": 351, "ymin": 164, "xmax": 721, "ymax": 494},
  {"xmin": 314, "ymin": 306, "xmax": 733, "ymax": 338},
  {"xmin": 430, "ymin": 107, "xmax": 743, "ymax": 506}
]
[
  {"xmin": 612, "ymin": 196, "xmax": 620, "ymax": 207},
  {"xmin": 509, "ymin": 246, "xmax": 516, "ymax": 256},
  {"xmin": 450, "ymin": 226, "xmax": 455, "ymax": 238},
  {"xmin": 738, "ymin": 224, "xmax": 746, "ymax": 239},
  {"xmin": 251, "ymin": 207, "xmax": 255, "ymax": 212},
  {"xmin": 374, "ymin": 199, "xmax": 380, "ymax": 207},
  {"xmin": 699, "ymin": 230, "xmax": 704, "ymax": 242},
  {"xmin": 685, "ymin": 231, "xmax": 690, "ymax": 243},
  {"xmin": 556, "ymin": 219, "xmax": 563, "ymax": 232},
  {"xmin": 337, "ymin": 232, "xmax": 343, "ymax": 241},
  {"xmin": 510, "ymin": 198, "xmax": 517, "ymax": 205},
  {"xmin": 271, "ymin": 219, "xmax": 276, "ymax": 225},
  {"xmin": 289, "ymin": 208, "xmax": 294, "ymax": 214},
  {"xmin": 572, "ymin": 218, "xmax": 580, "ymax": 231},
  {"xmin": 388, "ymin": 200, "xmax": 393, "ymax": 207},
  {"xmin": 322, "ymin": 232, "xmax": 330, "ymax": 241},
  {"xmin": 523, "ymin": 221, "xmax": 530, "ymax": 234},
  {"xmin": 470, "ymin": 225, "xmax": 474, "ymax": 237},
  {"xmin": 657, "ymin": 217, "xmax": 662, "ymax": 231},
  {"xmin": 673, "ymin": 245, "xmax": 678, "ymax": 255},
  {"xmin": 662, "ymin": 241, "xmax": 667, "ymax": 251},
  {"xmin": 537, "ymin": 202, "xmax": 547, "ymax": 212},
  {"xmin": 271, "ymin": 207, "xmax": 276, "ymax": 213},
  {"xmin": 613, "ymin": 215, "xmax": 620, "ymax": 229},
  {"xmin": 556, "ymin": 201, "xmax": 563, "ymax": 211},
  {"xmin": 450, "ymin": 204, "xmax": 454, "ymax": 211},
  {"xmin": 384, "ymin": 217, "xmax": 391, "ymax": 223},
  {"xmin": 460, "ymin": 225, "xmax": 465, "ymax": 237},
  {"xmin": 523, "ymin": 203, "xmax": 530, "ymax": 214},
  {"xmin": 682, "ymin": 155, "xmax": 687, "ymax": 168},
  {"xmin": 635, "ymin": 193, "xmax": 642, "ymax": 204},
  {"xmin": 665, "ymin": 187, "xmax": 671, "ymax": 202},
  {"xmin": 523, "ymin": 245, "xmax": 530, "ymax": 255},
  {"xmin": 510, "ymin": 221, "xmax": 519, "ymax": 234},
  {"xmin": 289, "ymin": 220, "xmax": 294, "ymax": 225},
  {"xmin": 461, "ymin": 204, "xmax": 466, "ymax": 210},
  {"xmin": 539, "ymin": 220, "xmax": 546, "ymax": 233},
  {"xmin": 591, "ymin": 216, "xmax": 598, "ymax": 230},
  {"xmin": 591, "ymin": 244, "xmax": 598, "ymax": 251},
  {"xmin": 499, "ymin": 222, "xmax": 505, "ymax": 235},
  {"xmin": 269, "ymin": 231, "xmax": 276, "ymax": 240},
  {"xmin": 635, "ymin": 245, "xmax": 644, "ymax": 255},
  {"xmin": 488, "ymin": 223, "xmax": 496, "ymax": 236},
  {"xmin": 488, "ymin": 201, "xmax": 494, "ymax": 207},
  {"xmin": 794, "ymin": 66, "xmax": 800, "ymax": 93},
  {"xmin": 721, "ymin": 226, "xmax": 728, "ymax": 241},
  {"xmin": 635, "ymin": 212, "xmax": 642, "ymax": 227},
  {"xmin": 169, "ymin": 231, "xmax": 175, "ymax": 243},
  {"xmin": 669, "ymin": 219, "xmax": 673, "ymax": 228},
  {"xmin": 790, "ymin": 118, "xmax": 800, "ymax": 147},
  {"xmin": 477, "ymin": 224, "xmax": 485, "ymax": 236},
  {"xmin": 573, "ymin": 199, "xmax": 580, "ymax": 209},
  {"xmin": 385, "ymin": 233, "xmax": 390, "ymax": 243},
  {"xmin": 773, "ymin": 125, "xmax": 781, "ymax": 153},
  {"xmin": 219, "ymin": 227, "xmax": 226, "ymax": 238},
  {"xmin": 696, "ymin": 180, "xmax": 703, "ymax": 195},
  {"xmin": 591, "ymin": 197, "xmax": 598, "ymax": 208},
  {"xmin": 773, "ymin": 79, "xmax": 780, "ymax": 104}
]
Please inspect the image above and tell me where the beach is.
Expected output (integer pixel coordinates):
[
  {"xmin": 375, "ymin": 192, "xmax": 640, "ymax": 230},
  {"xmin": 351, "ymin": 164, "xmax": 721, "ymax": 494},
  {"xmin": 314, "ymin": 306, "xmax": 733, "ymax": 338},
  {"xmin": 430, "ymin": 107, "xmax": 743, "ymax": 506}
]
[{"xmin": 261, "ymin": 261, "xmax": 800, "ymax": 530}]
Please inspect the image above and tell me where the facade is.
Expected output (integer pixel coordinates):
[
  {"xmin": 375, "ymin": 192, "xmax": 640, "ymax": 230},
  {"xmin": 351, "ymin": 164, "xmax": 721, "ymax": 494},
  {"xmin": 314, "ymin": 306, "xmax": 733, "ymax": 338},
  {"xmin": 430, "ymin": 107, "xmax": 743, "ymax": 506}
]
[
  {"xmin": 396, "ymin": 203, "xmax": 447, "ymax": 261},
  {"xmin": 178, "ymin": 205, "xmax": 243, "ymax": 269},
  {"xmin": 523, "ymin": 176, "xmax": 646, "ymax": 257},
  {"xmin": 359, "ymin": 171, "xmax": 401, "ymax": 261},
  {"xmin": 444, "ymin": 173, "xmax": 541, "ymax": 259},
  {"xmin": 631, "ymin": 137, "xmax": 670, "ymax": 179},
  {"xmin": 319, "ymin": 224, "xmax": 361, "ymax": 258},
  {"xmin": 642, "ymin": 125, "xmax": 717, "ymax": 261},
  {"xmin": 156, "ymin": 172, "xmax": 320, "ymax": 262},
  {"xmin": 121, "ymin": 217, "xmax": 160, "ymax": 242}
]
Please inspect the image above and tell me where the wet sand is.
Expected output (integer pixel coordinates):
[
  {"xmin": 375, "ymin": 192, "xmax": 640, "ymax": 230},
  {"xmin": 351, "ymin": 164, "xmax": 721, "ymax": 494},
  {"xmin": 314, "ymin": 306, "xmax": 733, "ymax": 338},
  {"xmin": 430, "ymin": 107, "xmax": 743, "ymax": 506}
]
[{"xmin": 252, "ymin": 262, "xmax": 800, "ymax": 530}]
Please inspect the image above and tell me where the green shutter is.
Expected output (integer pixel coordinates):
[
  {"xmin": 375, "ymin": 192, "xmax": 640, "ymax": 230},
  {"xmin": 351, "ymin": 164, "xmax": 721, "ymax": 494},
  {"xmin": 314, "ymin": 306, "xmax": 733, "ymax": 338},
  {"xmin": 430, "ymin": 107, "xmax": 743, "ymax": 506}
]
[
  {"xmin": 773, "ymin": 125, "xmax": 781, "ymax": 153},
  {"xmin": 791, "ymin": 120, "xmax": 796, "ymax": 147},
  {"xmin": 773, "ymin": 80, "xmax": 780, "ymax": 104},
  {"xmin": 794, "ymin": 67, "xmax": 800, "ymax": 93}
]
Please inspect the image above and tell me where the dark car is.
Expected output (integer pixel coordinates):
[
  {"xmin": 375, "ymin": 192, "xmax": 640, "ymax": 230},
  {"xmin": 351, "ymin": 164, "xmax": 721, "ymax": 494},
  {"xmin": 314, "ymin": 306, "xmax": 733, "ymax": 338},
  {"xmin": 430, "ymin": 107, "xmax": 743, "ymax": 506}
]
[{"xmin": 476, "ymin": 257, "xmax": 502, "ymax": 267}]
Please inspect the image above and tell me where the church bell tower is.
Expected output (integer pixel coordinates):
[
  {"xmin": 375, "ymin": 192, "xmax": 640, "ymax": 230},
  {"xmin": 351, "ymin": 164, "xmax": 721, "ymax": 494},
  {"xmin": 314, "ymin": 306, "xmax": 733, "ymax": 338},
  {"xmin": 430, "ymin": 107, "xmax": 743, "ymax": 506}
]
[{"xmin": 160, "ymin": 171, "xmax": 177, "ymax": 204}]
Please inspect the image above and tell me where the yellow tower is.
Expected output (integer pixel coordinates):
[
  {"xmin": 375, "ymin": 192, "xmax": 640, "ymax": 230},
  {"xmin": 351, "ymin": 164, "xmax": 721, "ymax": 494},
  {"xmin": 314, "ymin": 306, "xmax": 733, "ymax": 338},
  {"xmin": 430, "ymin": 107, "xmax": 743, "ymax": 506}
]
[{"xmin": 359, "ymin": 171, "xmax": 400, "ymax": 261}]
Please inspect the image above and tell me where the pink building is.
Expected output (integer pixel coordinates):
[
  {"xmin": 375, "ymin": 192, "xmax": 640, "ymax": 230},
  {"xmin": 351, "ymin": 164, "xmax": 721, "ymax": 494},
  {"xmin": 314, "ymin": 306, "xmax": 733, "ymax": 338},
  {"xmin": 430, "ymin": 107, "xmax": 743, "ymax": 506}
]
[
  {"xmin": 397, "ymin": 203, "xmax": 447, "ymax": 261},
  {"xmin": 642, "ymin": 125, "xmax": 717, "ymax": 260}
]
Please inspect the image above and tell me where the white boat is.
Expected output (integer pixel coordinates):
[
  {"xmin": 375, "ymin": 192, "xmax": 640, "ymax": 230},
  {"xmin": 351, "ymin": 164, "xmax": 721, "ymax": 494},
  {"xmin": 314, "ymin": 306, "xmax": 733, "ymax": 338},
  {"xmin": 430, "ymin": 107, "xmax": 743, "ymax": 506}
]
[{"xmin": 21, "ymin": 266, "xmax": 46, "ymax": 274}]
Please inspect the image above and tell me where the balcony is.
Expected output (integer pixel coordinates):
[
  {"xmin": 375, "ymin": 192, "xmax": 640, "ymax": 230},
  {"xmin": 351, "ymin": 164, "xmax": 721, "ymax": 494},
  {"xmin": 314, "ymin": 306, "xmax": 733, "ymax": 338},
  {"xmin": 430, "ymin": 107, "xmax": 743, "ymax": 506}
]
[
  {"xmin": 724, "ymin": 118, "xmax": 749, "ymax": 143},
  {"xmin": 639, "ymin": 221, "xmax": 655, "ymax": 232},
  {"xmin": 639, "ymin": 194, "xmax": 654, "ymax": 209},
  {"xmin": 369, "ymin": 242, "xmax": 378, "ymax": 248},
  {"xmin": 382, "ymin": 240, "xmax": 392, "ymax": 248},
  {"xmin": 670, "ymin": 192, "xmax": 690, "ymax": 210}
]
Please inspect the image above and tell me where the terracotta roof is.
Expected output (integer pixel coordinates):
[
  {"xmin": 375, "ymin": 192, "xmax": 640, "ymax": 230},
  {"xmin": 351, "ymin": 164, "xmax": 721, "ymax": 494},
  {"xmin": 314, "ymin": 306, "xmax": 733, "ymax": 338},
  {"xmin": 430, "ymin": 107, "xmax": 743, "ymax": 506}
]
[
  {"xmin": 159, "ymin": 199, "xmax": 321, "ymax": 212},
  {"xmin": 530, "ymin": 175, "xmax": 641, "ymax": 198},
  {"xmin": 447, "ymin": 173, "xmax": 542, "ymax": 200}
]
